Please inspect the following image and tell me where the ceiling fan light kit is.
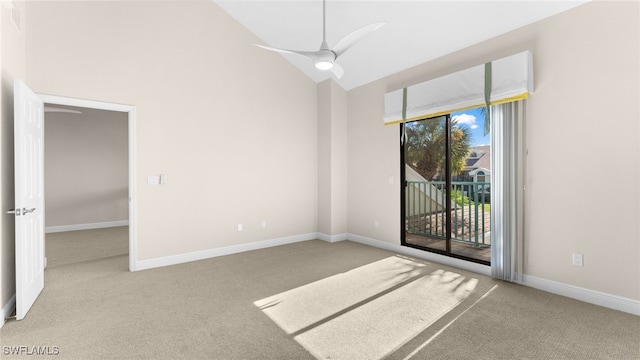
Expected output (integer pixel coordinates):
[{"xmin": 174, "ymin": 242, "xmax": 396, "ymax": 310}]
[
  {"xmin": 315, "ymin": 61, "xmax": 334, "ymax": 71},
  {"xmin": 314, "ymin": 44, "xmax": 336, "ymax": 70},
  {"xmin": 255, "ymin": 0, "xmax": 385, "ymax": 79}
]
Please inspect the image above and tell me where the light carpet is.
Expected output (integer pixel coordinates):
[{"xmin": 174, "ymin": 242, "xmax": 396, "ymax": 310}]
[{"xmin": 1, "ymin": 227, "xmax": 638, "ymax": 359}]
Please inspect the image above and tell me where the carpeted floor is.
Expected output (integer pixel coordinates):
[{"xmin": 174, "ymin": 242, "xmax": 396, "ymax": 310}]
[{"xmin": 1, "ymin": 227, "xmax": 638, "ymax": 359}]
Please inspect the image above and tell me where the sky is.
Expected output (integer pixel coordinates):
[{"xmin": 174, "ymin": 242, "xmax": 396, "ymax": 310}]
[{"xmin": 452, "ymin": 107, "xmax": 490, "ymax": 146}]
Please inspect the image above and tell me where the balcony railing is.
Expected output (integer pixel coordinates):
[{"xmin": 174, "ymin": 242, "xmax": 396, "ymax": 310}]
[{"xmin": 406, "ymin": 181, "xmax": 491, "ymax": 248}]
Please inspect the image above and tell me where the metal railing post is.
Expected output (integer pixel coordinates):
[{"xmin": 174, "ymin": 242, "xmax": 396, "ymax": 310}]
[{"xmin": 473, "ymin": 182, "xmax": 480, "ymax": 248}]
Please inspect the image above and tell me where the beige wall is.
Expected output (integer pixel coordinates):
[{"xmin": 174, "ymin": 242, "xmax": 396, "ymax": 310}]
[
  {"xmin": 25, "ymin": 0, "xmax": 318, "ymax": 261},
  {"xmin": 329, "ymin": 80, "xmax": 348, "ymax": 236},
  {"xmin": 317, "ymin": 79, "xmax": 348, "ymax": 238},
  {"xmin": 1, "ymin": 0, "xmax": 26, "ymax": 315},
  {"xmin": 317, "ymin": 81, "xmax": 331, "ymax": 236},
  {"xmin": 347, "ymin": 1, "xmax": 639, "ymax": 300},
  {"xmin": 1, "ymin": 0, "xmax": 637, "ymax": 314},
  {"xmin": 44, "ymin": 107, "xmax": 128, "ymax": 228}
]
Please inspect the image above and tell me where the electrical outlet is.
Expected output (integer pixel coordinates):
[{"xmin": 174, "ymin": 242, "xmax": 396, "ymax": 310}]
[
  {"xmin": 572, "ymin": 253, "xmax": 583, "ymax": 267},
  {"xmin": 237, "ymin": 224, "xmax": 243, "ymax": 232},
  {"xmin": 374, "ymin": 220, "xmax": 379, "ymax": 228},
  {"xmin": 261, "ymin": 220, "xmax": 267, "ymax": 229}
]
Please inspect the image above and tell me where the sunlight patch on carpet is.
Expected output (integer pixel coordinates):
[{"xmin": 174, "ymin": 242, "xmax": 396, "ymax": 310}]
[
  {"xmin": 254, "ymin": 256, "xmax": 427, "ymax": 334},
  {"xmin": 254, "ymin": 256, "xmax": 479, "ymax": 360}
]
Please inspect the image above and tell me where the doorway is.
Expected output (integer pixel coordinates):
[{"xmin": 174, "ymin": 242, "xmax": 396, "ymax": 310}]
[
  {"xmin": 39, "ymin": 94, "xmax": 137, "ymax": 271},
  {"xmin": 401, "ymin": 108, "xmax": 491, "ymax": 265}
]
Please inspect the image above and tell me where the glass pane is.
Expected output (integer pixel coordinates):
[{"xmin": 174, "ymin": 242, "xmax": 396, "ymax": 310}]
[
  {"xmin": 450, "ymin": 108, "xmax": 491, "ymax": 262},
  {"xmin": 404, "ymin": 116, "xmax": 448, "ymax": 253}
]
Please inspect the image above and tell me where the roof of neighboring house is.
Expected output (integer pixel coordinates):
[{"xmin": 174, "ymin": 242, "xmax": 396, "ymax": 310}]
[
  {"xmin": 466, "ymin": 145, "xmax": 491, "ymax": 171},
  {"xmin": 405, "ymin": 164, "xmax": 428, "ymax": 182}
]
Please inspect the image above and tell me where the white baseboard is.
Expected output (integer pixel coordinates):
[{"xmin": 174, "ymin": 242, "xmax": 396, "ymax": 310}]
[
  {"xmin": 131, "ymin": 230, "xmax": 639, "ymax": 316},
  {"xmin": 317, "ymin": 232, "xmax": 348, "ymax": 243},
  {"xmin": 347, "ymin": 233, "xmax": 639, "ymax": 316},
  {"xmin": 45, "ymin": 220, "xmax": 129, "ymax": 234},
  {"xmin": 522, "ymin": 275, "xmax": 640, "ymax": 316},
  {"xmin": 347, "ymin": 233, "xmax": 491, "ymax": 276},
  {"xmin": 1, "ymin": 294, "xmax": 16, "ymax": 329},
  {"xmin": 135, "ymin": 232, "xmax": 320, "ymax": 271}
]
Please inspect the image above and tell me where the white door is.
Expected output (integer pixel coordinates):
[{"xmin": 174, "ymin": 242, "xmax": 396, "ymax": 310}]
[{"xmin": 11, "ymin": 79, "xmax": 45, "ymax": 320}]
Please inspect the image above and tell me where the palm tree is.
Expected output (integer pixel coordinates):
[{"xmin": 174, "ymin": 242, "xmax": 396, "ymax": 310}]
[{"xmin": 405, "ymin": 116, "xmax": 471, "ymax": 180}]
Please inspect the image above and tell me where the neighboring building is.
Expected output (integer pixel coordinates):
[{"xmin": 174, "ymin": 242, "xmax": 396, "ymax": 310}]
[{"xmin": 464, "ymin": 145, "xmax": 491, "ymax": 183}]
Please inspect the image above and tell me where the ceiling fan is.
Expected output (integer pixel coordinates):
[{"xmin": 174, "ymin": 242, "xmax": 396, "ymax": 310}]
[
  {"xmin": 255, "ymin": 0, "xmax": 385, "ymax": 79},
  {"xmin": 44, "ymin": 106, "xmax": 82, "ymax": 114}
]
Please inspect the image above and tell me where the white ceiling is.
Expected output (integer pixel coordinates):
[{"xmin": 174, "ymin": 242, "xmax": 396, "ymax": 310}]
[{"xmin": 214, "ymin": 0, "xmax": 588, "ymax": 90}]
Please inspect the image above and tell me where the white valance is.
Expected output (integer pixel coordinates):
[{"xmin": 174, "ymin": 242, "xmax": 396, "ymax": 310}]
[{"xmin": 384, "ymin": 51, "xmax": 533, "ymax": 125}]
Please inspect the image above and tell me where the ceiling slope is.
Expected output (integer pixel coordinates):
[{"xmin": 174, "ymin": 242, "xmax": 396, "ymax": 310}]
[{"xmin": 214, "ymin": 0, "xmax": 589, "ymax": 90}]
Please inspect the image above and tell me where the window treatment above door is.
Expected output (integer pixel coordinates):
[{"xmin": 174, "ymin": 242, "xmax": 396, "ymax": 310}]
[{"xmin": 384, "ymin": 51, "xmax": 533, "ymax": 125}]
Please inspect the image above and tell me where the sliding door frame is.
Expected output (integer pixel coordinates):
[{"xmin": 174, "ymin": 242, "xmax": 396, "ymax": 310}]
[{"xmin": 400, "ymin": 115, "xmax": 489, "ymax": 266}]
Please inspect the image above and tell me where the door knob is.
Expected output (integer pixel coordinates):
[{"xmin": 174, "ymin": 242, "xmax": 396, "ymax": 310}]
[{"xmin": 5, "ymin": 208, "xmax": 35, "ymax": 215}]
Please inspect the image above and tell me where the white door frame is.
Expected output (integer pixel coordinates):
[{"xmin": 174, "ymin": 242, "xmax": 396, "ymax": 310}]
[{"xmin": 38, "ymin": 94, "xmax": 138, "ymax": 272}]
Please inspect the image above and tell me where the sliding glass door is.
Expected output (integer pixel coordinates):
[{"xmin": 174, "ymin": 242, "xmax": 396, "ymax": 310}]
[{"xmin": 401, "ymin": 109, "xmax": 491, "ymax": 265}]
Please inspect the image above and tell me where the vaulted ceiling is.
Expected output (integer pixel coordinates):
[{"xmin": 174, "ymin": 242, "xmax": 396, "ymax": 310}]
[{"xmin": 214, "ymin": 0, "xmax": 589, "ymax": 90}]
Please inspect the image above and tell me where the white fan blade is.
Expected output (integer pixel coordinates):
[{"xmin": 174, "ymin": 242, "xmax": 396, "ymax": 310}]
[
  {"xmin": 255, "ymin": 44, "xmax": 298, "ymax": 55},
  {"xmin": 255, "ymin": 44, "xmax": 320, "ymax": 60},
  {"xmin": 333, "ymin": 22, "xmax": 386, "ymax": 58},
  {"xmin": 44, "ymin": 106, "xmax": 82, "ymax": 114},
  {"xmin": 330, "ymin": 62, "xmax": 344, "ymax": 79}
]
